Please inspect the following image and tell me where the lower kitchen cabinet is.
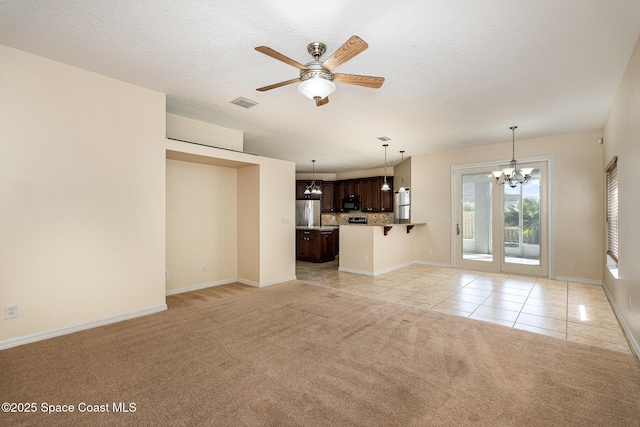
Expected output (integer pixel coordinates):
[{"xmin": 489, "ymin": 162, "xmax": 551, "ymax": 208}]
[{"xmin": 296, "ymin": 228, "xmax": 339, "ymax": 263}]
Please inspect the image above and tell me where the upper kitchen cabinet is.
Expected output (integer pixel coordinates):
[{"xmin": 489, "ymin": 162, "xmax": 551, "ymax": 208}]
[
  {"xmin": 333, "ymin": 180, "xmax": 346, "ymax": 211},
  {"xmin": 296, "ymin": 180, "xmax": 322, "ymax": 199},
  {"xmin": 380, "ymin": 176, "xmax": 394, "ymax": 212},
  {"xmin": 344, "ymin": 179, "xmax": 361, "ymax": 197},
  {"xmin": 361, "ymin": 176, "xmax": 394, "ymax": 212},
  {"xmin": 321, "ymin": 181, "xmax": 335, "ymax": 212},
  {"xmin": 298, "ymin": 176, "xmax": 393, "ymax": 212},
  {"xmin": 360, "ymin": 177, "xmax": 380, "ymax": 212}
]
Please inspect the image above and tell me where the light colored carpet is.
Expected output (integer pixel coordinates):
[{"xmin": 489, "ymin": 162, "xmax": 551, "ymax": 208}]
[{"xmin": 1, "ymin": 280, "xmax": 639, "ymax": 426}]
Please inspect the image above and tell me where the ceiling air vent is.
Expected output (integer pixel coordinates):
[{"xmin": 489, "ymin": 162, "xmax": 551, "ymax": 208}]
[
  {"xmin": 230, "ymin": 97, "xmax": 258, "ymax": 108},
  {"xmin": 377, "ymin": 136, "xmax": 391, "ymax": 141}
]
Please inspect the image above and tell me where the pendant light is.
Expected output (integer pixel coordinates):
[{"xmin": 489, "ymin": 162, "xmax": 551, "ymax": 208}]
[
  {"xmin": 398, "ymin": 150, "xmax": 406, "ymax": 193},
  {"xmin": 381, "ymin": 144, "xmax": 390, "ymax": 191},
  {"xmin": 304, "ymin": 160, "xmax": 322, "ymax": 195},
  {"xmin": 491, "ymin": 126, "xmax": 534, "ymax": 188}
]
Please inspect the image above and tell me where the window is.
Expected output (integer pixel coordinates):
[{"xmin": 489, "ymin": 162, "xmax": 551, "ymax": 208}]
[{"xmin": 606, "ymin": 156, "xmax": 618, "ymax": 264}]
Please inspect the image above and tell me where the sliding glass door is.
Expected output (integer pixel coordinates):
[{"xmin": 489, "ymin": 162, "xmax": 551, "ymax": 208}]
[{"xmin": 454, "ymin": 162, "xmax": 548, "ymax": 277}]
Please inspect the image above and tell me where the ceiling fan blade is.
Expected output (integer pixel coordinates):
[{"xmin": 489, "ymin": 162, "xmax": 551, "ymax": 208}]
[
  {"xmin": 255, "ymin": 46, "xmax": 309, "ymax": 70},
  {"xmin": 321, "ymin": 35, "xmax": 368, "ymax": 71},
  {"xmin": 316, "ymin": 97, "xmax": 329, "ymax": 107},
  {"xmin": 333, "ymin": 73, "xmax": 385, "ymax": 88},
  {"xmin": 256, "ymin": 77, "xmax": 301, "ymax": 92}
]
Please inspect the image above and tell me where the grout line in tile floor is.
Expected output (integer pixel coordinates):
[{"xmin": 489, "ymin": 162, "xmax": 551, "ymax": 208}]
[{"xmin": 296, "ymin": 260, "xmax": 632, "ymax": 354}]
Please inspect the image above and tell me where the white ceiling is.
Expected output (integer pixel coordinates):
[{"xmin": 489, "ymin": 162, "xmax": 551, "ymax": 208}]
[{"xmin": 2, "ymin": 1, "xmax": 639, "ymax": 173}]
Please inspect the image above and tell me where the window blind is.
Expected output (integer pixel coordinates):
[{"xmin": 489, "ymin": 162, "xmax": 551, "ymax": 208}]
[{"xmin": 606, "ymin": 156, "xmax": 618, "ymax": 263}]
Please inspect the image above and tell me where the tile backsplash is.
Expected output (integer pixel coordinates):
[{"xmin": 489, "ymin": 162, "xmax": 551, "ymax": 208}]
[{"xmin": 321, "ymin": 212, "xmax": 398, "ymax": 225}]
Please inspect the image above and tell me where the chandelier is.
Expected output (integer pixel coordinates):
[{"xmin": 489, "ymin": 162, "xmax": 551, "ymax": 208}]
[
  {"xmin": 304, "ymin": 159, "xmax": 322, "ymax": 195},
  {"xmin": 491, "ymin": 126, "xmax": 533, "ymax": 188}
]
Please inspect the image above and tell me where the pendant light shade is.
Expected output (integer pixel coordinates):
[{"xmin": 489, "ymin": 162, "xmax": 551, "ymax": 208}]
[
  {"xmin": 298, "ymin": 76, "xmax": 335, "ymax": 101},
  {"xmin": 398, "ymin": 150, "xmax": 406, "ymax": 193},
  {"xmin": 381, "ymin": 144, "xmax": 390, "ymax": 191}
]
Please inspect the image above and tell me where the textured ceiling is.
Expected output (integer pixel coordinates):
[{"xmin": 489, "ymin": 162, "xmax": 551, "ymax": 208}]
[{"xmin": 1, "ymin": 1, "xmax": 639, "ymax": 173}]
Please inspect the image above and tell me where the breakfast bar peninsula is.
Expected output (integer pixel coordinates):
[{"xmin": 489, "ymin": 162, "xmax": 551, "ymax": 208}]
[{"xmin": 338, "ymin": 222, "xmax": 426, "ymax": 276}]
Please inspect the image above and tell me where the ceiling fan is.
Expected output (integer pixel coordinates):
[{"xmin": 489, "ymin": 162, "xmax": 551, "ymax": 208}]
[{"xmin": 255, "ymin": 35, "xmax": 385, "ymax": 106}]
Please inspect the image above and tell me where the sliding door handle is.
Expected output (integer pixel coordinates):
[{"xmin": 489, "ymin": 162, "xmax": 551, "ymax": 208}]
[{"xmin": 456, "ymin": 223, "xmax": 460, "ymax": 235}]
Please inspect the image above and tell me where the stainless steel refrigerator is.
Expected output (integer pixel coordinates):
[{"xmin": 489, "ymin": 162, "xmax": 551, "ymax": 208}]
[
  {"xmin": 395, "ymin": 189, "xmax": 410, "ymax": 222},
  {"xmin": 296, "ymin": 199, "xmax": 321, "ymax": 227}
]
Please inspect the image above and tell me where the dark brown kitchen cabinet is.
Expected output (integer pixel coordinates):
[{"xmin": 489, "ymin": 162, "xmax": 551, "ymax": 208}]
[
  {"xmin": 296, "ymin": 229, "xmax": 318, "ymax": 260},
  {"xmin": 344, "ymin": 179, "xmax": 361, "ymax": 198},
  {"xmin": 380, "ymin": 177, "xmax": 394, "ymax": 212},
  {"xmin": 360, "ymin": 176, "xmax": 393, "ymax": 212},
  {"xmin": 298, "ymin": 176, "xmax": 393, "ymax": 212},
  {"xmin": 321, "ymin": 181, "xmax": 335, "ymax": 212},
  {"xmin": 296, "ymin": 228, "xmax": 339, "ymax": 262},
  {"xmin": 360, "ymin": 177, "xmax": 380, "ymax": 212},
  {"xmin": 296, "ymin": 180, "xmax": 322, "ymax": 199},
  {"xmin": 333, "ymin": 180, "xmax": 347, "ymax": 211}
]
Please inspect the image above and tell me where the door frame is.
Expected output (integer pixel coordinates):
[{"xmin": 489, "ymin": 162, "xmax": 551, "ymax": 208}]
[{"xmin": 450, "ymin": 155, "xmax": 556, "ymax": 278}]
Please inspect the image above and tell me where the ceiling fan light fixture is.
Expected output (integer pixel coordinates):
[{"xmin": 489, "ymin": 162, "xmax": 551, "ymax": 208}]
[
  {"xmin": 256, "ymin": 36, "xmax": 383, "ymax": 105},
  {"xmin": 298, "ymin": 75, "xmax": 335, "ymax": 101}
]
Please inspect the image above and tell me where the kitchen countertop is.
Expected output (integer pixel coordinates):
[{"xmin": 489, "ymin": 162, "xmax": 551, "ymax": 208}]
[
  {"xmin": 296, "ymin": 226, "xmax": 340, "ymax": 230},
  {"xmin": 339, "ymin": 222, "xmax": 426, "ymax": 227}
]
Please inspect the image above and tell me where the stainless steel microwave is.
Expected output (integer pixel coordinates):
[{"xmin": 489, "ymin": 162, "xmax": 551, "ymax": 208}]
[{"xmin": 342, "ymin": 195, "xmax": 362, "ymax": 211}]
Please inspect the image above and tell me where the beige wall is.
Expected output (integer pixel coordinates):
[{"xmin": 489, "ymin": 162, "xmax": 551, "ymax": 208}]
[
  {"xmin": 0, "ymin": 45, "xmax": 167, "ymax": 346},
  {"xmin": 237, "ymin": 165, "xmax": 261, "ymax": 284},
  {"xmin": 603, "ymin": 34, "xmax": 640, "ymax": 352},
  {"xmin": 164, "ymin": 139, "xmax": 296, "ymax": 288},
  {"xmin": 258, "ymin": 157, "xmax": 297, "ymax": 284},
  {"xmin": 0, "ymin": 45, "xmax": 295, "ymax": 348},
  {"xmin": 166, "ymin": 159, "xmax": 238, "ymax": 293},
  {"xmin": 411, "ymin": 129, "xmax": 604, "ymax": 282},
  {"xmin": 166, "ymin": 113, "xmax": 243, "ymax": 151}
]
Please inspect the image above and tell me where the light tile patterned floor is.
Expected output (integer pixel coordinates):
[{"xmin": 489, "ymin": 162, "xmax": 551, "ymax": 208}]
[{"xmin": 296, "ymin": 260, "xmax": 632, "ymax": 354}]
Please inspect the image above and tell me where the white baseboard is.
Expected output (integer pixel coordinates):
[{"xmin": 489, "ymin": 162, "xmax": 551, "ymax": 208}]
[
  {"xmin": 602, "ymin": 285, "xmax": 640, "ymax": 358},
  {"xmin": 168, "ymin": 275, "xmax": 298, "ymax": 293},
  {"xmin": 339, "ymin": 262, "xmax": 415, "ymax": 277},
  {"xmin": 166, "ymin": 278, "xmax": 237, "ymax": 296},
  {"xmin": 373, "ymin": 261, "xmax": 416, "ymax": 276},
  {"xmin": 555, "ymin": 276, "xmax": 603, "ymax": 286},
  {"xmin": 238, "ymin": 275, "xmax": 297, "ymax": 288},
  {"xmin": 415, "ymin": 261, "xmax": 453, "ymax": 268},
  {"xmin": 0, "ymin": 304, "xmax": 167, "ymax": 351},
  {"xmin": 338, "ymin": 266, "xmax": 374, "ymax": 276}
]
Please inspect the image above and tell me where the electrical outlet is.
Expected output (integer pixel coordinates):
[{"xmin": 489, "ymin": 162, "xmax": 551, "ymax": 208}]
[
  {"xmin": 5, "ymin": 305, "xmax": 18, "ymax": 319},
  {"xmin": 442, "ymin": 217, "xmax": 451, "ymax": 223},
  {"xmin": 165, "ymin": 270, "xmax": 169, "ymax": 279},
  {"xmin": 202, "ymin": 265, "xmax": 207, "ymax": 272},
  {"xmin": 569, "ymin": 260, "xmax": 576, "ymax": 268},
  {"xmin": 286, "ymin": 259, "xmax": 291, "ymax": 267},
  {"xmin": 428, "ymin": 249, "xmax": 433, "ymax": 254},
  {"xmin": 364, "ymin": 255, "xmax": 369, "ymax": 262}
]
